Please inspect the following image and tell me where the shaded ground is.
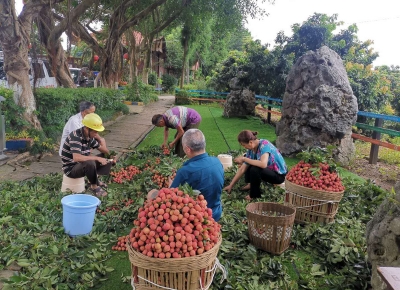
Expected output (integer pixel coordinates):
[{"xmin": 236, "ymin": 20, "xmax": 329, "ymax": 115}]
[{"xmin": 344, "ymin": 158, "xmax": 400, "ymax": 192}]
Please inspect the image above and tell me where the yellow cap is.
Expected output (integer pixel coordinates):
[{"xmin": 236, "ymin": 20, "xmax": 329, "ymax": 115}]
[{"xmin": 82, "ymin": 113, "xmax": 105, "ymax": 132}]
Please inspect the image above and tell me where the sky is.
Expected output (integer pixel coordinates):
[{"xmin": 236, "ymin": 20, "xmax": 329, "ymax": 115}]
[{"xmin": 245, "ymin": 0, "xmax": 400, "ymax": 67}]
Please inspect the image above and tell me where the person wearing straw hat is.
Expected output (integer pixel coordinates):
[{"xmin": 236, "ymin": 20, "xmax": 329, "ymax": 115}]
[
  {"xmin": 151, "ymin": 106, "xmax": 202, "ymax": 157},
  {"xmin": 60, "ymin": 113, "xmax": 111, "ymax": 197},
  {"xmin": 223, "ymin": 130, "xmax": 287, "ymax": 200}
]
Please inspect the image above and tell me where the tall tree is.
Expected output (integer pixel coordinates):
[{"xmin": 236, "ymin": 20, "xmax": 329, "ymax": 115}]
[
  {"xmin": 36, "ymin": 0, "xmax": 97, "ymax": 88},
  {"xmin": 0, "ymin": 0, "xmax": 47, "ymax": 128}
]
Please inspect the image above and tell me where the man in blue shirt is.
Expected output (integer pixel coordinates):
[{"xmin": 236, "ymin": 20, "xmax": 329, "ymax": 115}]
[{"xmin": 170, "ymin": 129, "xmax": 224, "ymax": 221}]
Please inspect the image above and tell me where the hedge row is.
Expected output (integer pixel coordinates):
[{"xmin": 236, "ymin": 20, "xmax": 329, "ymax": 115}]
[{"xmin": 35, "ymin": 88, "xmax": 129, "ymax": 140}]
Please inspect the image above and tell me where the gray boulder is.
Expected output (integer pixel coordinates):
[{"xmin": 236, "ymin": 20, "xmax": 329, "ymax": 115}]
[
  {"xmin": 276, "ymin": 46, "xmax": 358, "ymax": 165},
  {"xmin": 223, "ymin": 76, "xmax": 255, "ymax": 117},
  {"xmin": 366, "ymin": 181, "xmax": 400, "ymax": 289}
]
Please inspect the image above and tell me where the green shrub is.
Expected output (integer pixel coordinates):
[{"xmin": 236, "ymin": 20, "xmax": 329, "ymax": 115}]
[
  {"xmin": 27, "ymin": 129, "xmax": 55, "ymax": 156},
  {"xmin": 148, "ymin": 73, "xmax": 157, "ymax": 86},
  {"xmin": 183, "ymin": 79, "xmax": 209, "ymax": 91},
  {"xmin": 0, "ymin": 87, "xmax": 29, "ymax": 132},
  {"xmin": 35, "ymin": 88, "xmax": 128, "ymax": 141},
  {"xmin": 162, "ymin": 74, "xmax": 177, "ymax": 93},
  {"xmin": 125, "ymin": 79, "xmax": 158, "ymax": 104},
  {"xmin": 175, "ymin": 90, "xmax": 191, "ymax": 105}
]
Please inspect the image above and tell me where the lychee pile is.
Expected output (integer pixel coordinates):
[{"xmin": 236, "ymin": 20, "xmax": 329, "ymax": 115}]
[
  {"xmin": 286, "ymin": 161, "xmax": 345, "ymax": 192},
  {"xmin": 127, "ymin": 187, "xmax": 220, "ymax": 258}
]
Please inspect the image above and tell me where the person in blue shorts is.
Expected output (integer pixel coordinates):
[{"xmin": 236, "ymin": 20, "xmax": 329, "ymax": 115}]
[
  {"xmin": 170, "ymin": 129, "xmax": 224, "ymax": 221},
  {"xmin": 224, "ymin": 130, "xmax": 287, "ymax": 200}
]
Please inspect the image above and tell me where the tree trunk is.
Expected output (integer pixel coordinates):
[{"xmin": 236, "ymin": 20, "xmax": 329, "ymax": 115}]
[
  {"xmin": 126, "ymin": 29, "xmax": 135, "ymax": 83},
  {"xmin": 101, "ymin": 33, "xmax": 122, "ymax": 88},
  {"xmin": 0, "ymin": 0, "xmax": 44, "ymax": 129},
  {"xmin": 186, "ymin": 65, "xmax": 189, "ymax": 84},
  {"xmin": 37, "ymin": 0, "xmax": 97, "ymax": 88},
  {"xmin": 141, "ymin": 36, "xmax": 153, "ymax": 85},
  {"xmin": 180, "ymin": 38, "xmax": 188, "ymax": 89}
]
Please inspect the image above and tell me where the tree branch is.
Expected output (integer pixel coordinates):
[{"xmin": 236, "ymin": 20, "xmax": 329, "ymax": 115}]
[
  {"xmin": 50, "ymin": 0, "xmax": 97, "ymax": 43},
  {"xmin": 119, "ymin": 0, "xmax": 168, "ymax": 33},
  {"xmin": 52, "ymin": 12, "xmax": 104, "ymax": 55},
  {"xmin": 150, "ymin": 9, "xmax": 183, "ymax": 39},
  {"xmin": 85, "ymin": 24, "xmax": 100, "ymax": 35}
]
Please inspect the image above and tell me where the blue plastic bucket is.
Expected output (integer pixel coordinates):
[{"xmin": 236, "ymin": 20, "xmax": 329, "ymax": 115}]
[{"xmin": 61, "ymin": 194, "xmax": 101, "ymax": 236}]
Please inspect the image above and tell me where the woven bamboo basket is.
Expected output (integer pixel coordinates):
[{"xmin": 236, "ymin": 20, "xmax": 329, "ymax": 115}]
[
  {"xmin": 284, "ymin": 179, "xmax": 344, "ymax": 224},
  {"xmin": 128, "ymin": 236, "xmax": 222, "ymax": 290},
  {"xmin": 246, "ymin": 202, "xmax": 296, "ymax": 255}
]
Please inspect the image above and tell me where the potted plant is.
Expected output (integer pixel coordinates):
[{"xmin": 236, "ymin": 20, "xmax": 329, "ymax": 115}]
[{"xmin": 5, "ymin": 130, "xmax": 33, "ymax": 151}]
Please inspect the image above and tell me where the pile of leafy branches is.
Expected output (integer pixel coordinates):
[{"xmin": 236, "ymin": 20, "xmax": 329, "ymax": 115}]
[
  {"xmin": 217, "ymin": 162, "xmax": 388, "ymax": 289},
  {"xmin": 0, "ymin": 147, "xmax": 389, "ymax": 289}
]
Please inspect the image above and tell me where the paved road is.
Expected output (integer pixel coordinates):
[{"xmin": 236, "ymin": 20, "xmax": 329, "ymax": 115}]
[{"xmin": 0, "ymin": 96, "xmax": 175, "ymax": 182}]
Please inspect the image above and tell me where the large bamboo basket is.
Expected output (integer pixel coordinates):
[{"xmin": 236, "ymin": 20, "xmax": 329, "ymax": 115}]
[
  {"xmin": 246, "ymin": 202, "xmax": 296, "ymax": 255},
  {"xmin": 128, "ymin": 236, "xmax": 222, "ymax": 290},
  {"xmin": 284, "ymin": 179, "xmax": 344, "ymax": 224}
]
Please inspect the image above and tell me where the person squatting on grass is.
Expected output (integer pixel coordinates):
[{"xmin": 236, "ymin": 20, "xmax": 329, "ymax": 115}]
[
  {"xmin": 60, "ymin": 113, "xmax": 112, "ymax": 197},
  {"xmin": 224, "ymin": 130, "xmax": 287, "ymax": 200},
  {"xmin": 59, "ymin": 101, "xmax": 95, "ymax": 156},
  {"xmin": 151, "ymin": 106, "xmax": 202, "ymax": 157},
  {"xmin": 147, "ymin": 129, "xmax": 224, "ymax": 221}
]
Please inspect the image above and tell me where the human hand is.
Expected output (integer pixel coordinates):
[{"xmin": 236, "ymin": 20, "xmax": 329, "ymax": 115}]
[
  {"xmin": 168, "ymin": 176, "xmax": 173, "ymax": 187},
  {"xmin": 168, "ymin": 142, "xmax": 174, "ymax": 149},
  {"xmin": 234, "ymin": 156, "xmax": 245, "ymax": 164},
  {"xmin": 147, "ymin": 189, "xmax": 159, "ymax": 201},
  {"xmin": 97, "ymin": 157, "xmax": 109, "ymax": 166},
  {"xmin": 223, "ymin": 185, "xmax": 233, "ymax": 194}
]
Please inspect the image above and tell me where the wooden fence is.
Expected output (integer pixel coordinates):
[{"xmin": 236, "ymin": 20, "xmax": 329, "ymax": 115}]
[{"xmin": 175, "ymin": 89, "xmax": 400, "ymax": 164}]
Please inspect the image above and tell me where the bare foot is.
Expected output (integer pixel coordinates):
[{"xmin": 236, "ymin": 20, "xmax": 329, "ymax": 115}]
[{"xmin": 245, "ymin": 195, "xmax": 252, "ymax": 201}]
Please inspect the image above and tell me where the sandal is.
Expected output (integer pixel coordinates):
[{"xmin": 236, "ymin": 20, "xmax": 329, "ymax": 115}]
[
  {"xmin": 240, "ymin": 184, "xmax": 251, "ymax": 191},
  {"xmin": 89, "ymin": 186, "xmax": 108, "ymax": 197},
  {"xmin": 97, "ymin": 181, "xmax": 108, "ymax": 189}
]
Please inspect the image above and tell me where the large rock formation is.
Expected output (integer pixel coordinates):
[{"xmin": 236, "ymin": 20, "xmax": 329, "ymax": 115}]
[
  {"xmin": 276, "ymin": 46, "xmax": 358, "ymax": 165},
  {"xmin": 366, "ymin": 181, "xmax": 400, "ymax": 289},
  {"xmin": 223, "ymin": 76, "xmax": 255, "ymax": 117}
]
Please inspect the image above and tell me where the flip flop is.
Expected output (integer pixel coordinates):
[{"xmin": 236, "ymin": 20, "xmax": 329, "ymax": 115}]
[
  {"xmin": 89, "ymin": 186, "xmax": 108, "ymax": 197},
  {"xmin": 97, "ymin": 181, "xmax": 108, "ymax": 189}
]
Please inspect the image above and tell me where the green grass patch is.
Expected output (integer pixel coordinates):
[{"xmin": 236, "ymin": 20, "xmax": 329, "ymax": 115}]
[
  {"xmin": 138, "ymin": 105, "xmax": 278, "ymax": 154},
  {"xmin": 354, "ymin": 140, "xmax": 400, "ymax": 165}
]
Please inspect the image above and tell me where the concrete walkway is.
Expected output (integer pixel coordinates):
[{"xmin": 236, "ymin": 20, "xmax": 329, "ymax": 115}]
[{"xmin": 0, "ymin": 96, "xmax": 175, "ymax": 182}]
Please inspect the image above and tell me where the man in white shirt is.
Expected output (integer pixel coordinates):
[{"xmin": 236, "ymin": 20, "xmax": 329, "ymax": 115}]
[{"xmin": 59, "ymin": 101, "xmax": 95, "ymax": 156}]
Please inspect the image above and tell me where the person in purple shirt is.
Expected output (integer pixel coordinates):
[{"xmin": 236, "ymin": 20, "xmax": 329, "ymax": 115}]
[
  {"xmin": 152, "ymin": 106, "xmax": 202, "ymax": 157},
  {"xmin": 224, "ymin": 130, "xmax": 287, "ymax": 200}
]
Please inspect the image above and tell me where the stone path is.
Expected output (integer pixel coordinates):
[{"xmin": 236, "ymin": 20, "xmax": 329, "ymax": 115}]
[{"xmin": 0, "ymin": 96, "xmax": 175, "ymax": 182}]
